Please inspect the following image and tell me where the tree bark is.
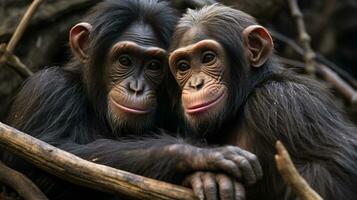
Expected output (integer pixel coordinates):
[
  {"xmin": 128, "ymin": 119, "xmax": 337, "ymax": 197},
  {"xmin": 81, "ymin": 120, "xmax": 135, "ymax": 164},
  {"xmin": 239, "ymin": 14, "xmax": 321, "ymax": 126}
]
[
  {"xmin": 0, "ymin": 161, "xmax": 48, "ymax": 200},
  {"xmin": 0, "ymin": 122, "xmax": 197, "ymax": 200}
]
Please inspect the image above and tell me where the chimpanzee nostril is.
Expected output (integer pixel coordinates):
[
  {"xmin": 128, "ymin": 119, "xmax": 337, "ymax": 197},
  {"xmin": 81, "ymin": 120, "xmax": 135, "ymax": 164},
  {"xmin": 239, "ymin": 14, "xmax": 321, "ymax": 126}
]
[
  {"xmin": 128, "ymin": 79, "xmax": 145, "ymax": 95},
  {"xmin": 189, "ymin": 77, "xmax": 204, "ymax": 90}
]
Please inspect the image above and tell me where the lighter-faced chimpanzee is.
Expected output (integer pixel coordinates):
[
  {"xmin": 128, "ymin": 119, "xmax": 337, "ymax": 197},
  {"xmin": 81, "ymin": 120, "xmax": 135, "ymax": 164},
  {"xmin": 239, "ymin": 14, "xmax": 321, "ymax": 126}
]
[
  {"xmin": 1, "ymin": 1, "xmax": 262, "ymax": 199},
  {"xmin": 168, "ymin": 4, "xmax": 357, "ymax": 200}
]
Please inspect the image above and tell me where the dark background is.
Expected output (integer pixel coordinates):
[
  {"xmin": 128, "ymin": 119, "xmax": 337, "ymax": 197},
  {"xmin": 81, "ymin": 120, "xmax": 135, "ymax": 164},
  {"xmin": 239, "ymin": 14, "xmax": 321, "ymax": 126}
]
[{"xmin": 1, "ymin": 0, "xmax": 356, "ymax": 121}]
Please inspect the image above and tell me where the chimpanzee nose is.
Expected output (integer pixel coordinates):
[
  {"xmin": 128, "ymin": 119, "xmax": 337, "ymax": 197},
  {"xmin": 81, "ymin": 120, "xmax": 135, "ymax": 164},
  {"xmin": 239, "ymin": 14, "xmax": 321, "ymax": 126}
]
[
  {"xmin": 128, "ymin": 79, "xmax": 145, "ymax": 95},
  {"xmin": 189, "ymin": 77, "xmax": 204, "ymax": 90}
]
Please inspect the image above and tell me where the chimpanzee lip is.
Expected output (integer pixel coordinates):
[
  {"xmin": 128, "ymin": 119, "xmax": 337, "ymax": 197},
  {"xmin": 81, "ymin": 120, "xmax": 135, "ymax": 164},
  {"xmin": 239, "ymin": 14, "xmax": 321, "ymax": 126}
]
[
  {"xmin": 110, "ymin": 97, "xmax": 150, "ymax": 114},
  {"xmin": 186, "ymin": 91, "xmax": 224, "ymax": 114}
]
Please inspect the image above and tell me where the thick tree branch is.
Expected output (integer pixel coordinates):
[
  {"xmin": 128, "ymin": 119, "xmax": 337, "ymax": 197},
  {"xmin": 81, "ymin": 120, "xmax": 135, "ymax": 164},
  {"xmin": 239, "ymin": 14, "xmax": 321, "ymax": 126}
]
[
  {"xmin": 0, "ymin": 161, "xmax": 48, "ymax": 200},
  {"xmin": 275, "ymin": 141, "xmax": 323, "ymax": 200},
  {"xmin": 0, "ymin": 122, "xmax": 197, "ymax": 200}
]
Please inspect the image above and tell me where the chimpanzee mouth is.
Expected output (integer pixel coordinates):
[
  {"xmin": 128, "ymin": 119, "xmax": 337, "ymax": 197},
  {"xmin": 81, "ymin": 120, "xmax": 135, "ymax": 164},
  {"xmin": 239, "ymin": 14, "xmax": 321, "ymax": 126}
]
[
  {"xmin": 186, "ymin": 92, "xmax": 224, "ymax": 114},
  {"xmin": 110, "ymin": 97, "xmax": 151, "ymax": 114}
]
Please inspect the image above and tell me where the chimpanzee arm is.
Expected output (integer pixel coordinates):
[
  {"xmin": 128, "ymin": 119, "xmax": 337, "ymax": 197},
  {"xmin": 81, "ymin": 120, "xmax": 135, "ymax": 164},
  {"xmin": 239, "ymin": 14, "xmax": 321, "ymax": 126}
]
[
  {"xmin": 242, "ymin": 74, "xmax": 357, "ymax": 200},
  {"xmin": 4, "ymin": 68, "xmax": 260, "ymax": 184},
  {"xmin": 4, "ymin": 68, "xmax": 189, "ymax": 182},
  {"xmin": 53, "ymin": 135, "xmax": 189, "ymax": 182}
]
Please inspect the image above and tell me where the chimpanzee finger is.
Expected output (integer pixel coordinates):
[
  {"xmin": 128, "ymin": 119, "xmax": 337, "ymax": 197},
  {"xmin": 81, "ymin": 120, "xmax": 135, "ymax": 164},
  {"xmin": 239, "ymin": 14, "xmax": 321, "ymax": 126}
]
[
  {"xmin": 234, "ymin": 181, "xmax": 246, "ymax": 200},
  {"xmin": 216, "ymin": 159, "xmax": 242, "ymax": 179},
  {"xmin": 202, "ymin": 172, "xmax": 218, "ymax": 200},
  {"xmin": 233, "ymin": 148, "xmax": 263, "ymax": 180},
  {"xmin": 184, "ymin": 173, "xmax": 205, "ymax": 200},
  {"xmin": 229, "ymin": 155, "xmax": 256, "ymax": 185},
  {"xmin": 215, "ymin": 174, "xmax": 234, "ymax": 200}
]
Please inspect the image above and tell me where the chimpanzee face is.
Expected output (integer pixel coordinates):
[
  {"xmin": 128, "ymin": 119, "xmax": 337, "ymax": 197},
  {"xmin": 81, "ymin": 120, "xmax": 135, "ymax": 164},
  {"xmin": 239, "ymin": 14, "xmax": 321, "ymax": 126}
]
[
  {"xmin": 169, "ymin": 24, "xmax": 273, "ymax": 131},
  {"xmin": 70, "ymin": 22, "xmax": 168, "ymax": 132},
  {"xmin": 169, "ymin": 28, "xmax": 230, "ymax": 127},
  {"xmin": 105, "ymin": 24, "xmax": 167, "ymax": 131}
]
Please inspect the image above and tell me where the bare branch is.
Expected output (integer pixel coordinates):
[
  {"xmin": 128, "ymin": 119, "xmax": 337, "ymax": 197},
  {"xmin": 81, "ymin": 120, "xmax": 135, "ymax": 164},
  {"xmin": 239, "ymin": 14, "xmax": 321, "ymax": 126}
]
[
  {"xmin": 286, "ymin": 0, "xmax": 357, "ymax": 105},
  {"xmin": 287, "ymin": 0, "xmax": 316, "ymax": 74},
  {"xmin": 317, "ymin": 64, "xmax": 357, "ymax": 105},
  {"xmin": 0, "ymin": 161, "xmax": 48, "ymax": 200},
  {"xmin": 6, "ymin": 0, "xmax": 45, "ymax": 54},
  {"xmin": 0, "ymin": 44, "xmax": 33, "ymax": 78},
  {"xmin": 271, "ymin": 29, "xmax": 357, "ymax": 89},
  {"xmin": 0, "ymin": 122, "xmax": 197, "ymax": 200},
  {"xmin": 275, "ymin": 141, "xmax": 323, "ymax": 200},
  {"xmin": 0, "ymin": 0, "xmax": 44, "ymax": 77}
]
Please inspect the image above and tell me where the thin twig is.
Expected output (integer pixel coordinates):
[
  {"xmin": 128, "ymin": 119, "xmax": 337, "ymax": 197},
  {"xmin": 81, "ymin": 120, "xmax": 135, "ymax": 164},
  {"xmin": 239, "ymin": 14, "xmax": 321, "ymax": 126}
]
[
  {"xmin": 0, "ymin": 44, "xmax": 33, "ymax": 77},
  {"xmin": 6, "ymin": 0, "xmax": 44, "ymax": 54},
  {"xmin": 286, "ymin": 0, "xmax": 357, "ymax": 105},
  {"xmin": 275, "ymin": 141, "xmax": 323, "ymax": 200},
  {"xmin": 0, "ymin": 0, "xmax": 44, "ymax": 77},
  {"xmin": 270, "ymin": 30, "xmax": 304, "ymax": 55},
  {"xmin": 287, "ymin": 0, "xmax": 316, "ymax": 74},
  {"xmin": 276, "ymin": 56, "xmax": 305, "ymax": 68},
  {"xmin": 271, "ymin": 29, "xmax": 357, "ymax": 89},
  {"xmin": 0, "ymin": 122, "xmax": 197, "ymax": 200},
  {"xmin": 0, "ymin": 161, "xmax": 48, "ymax": 200},
  {"xmin": 317, "ymin": 64, "xmax": 357, "ymax": 105}
]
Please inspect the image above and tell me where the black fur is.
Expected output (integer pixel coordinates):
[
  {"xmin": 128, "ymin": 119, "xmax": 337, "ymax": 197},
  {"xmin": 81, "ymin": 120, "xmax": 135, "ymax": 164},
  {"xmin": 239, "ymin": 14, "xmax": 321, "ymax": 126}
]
[
  {"xmin": 1, "ymin": 1, "xmax": 186, "ymax": 199},
  {"xmin": 170, "ymin": 4, "xmax": 357, "ymax": 200}
]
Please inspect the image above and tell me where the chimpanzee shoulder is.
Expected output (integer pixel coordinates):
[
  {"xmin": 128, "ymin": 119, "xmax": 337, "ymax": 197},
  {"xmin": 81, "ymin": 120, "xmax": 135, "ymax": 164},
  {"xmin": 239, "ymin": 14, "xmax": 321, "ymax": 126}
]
[
  {"xmin": 243, "ymin": 72, "xmax": 357, "ymax": 200},
  {"xmin": 7, "ymin": 66, "xmax": 105, "ymax": 144}
]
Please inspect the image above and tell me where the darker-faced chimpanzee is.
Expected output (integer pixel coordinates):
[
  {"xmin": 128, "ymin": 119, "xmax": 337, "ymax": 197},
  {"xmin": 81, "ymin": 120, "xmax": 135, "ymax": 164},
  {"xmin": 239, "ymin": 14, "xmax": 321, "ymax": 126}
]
[
  {"xmin": 1, "ymin": 1, "xmax": 262, "ymax": 199},
  {"xmin": 168, "ymin": 4, "xmax": 357, "ymax": 200}
]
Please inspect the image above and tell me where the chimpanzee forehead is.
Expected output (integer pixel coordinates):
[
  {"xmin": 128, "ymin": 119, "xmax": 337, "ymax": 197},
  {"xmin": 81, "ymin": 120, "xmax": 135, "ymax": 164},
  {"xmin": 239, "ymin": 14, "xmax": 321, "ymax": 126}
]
[
  {"xmin": 178, "ymin": 26, "xmax": 209, "ymax": 48},
  {"xmin": 117, "ymin": 23, "xmax": 162, "ymax": 48}
]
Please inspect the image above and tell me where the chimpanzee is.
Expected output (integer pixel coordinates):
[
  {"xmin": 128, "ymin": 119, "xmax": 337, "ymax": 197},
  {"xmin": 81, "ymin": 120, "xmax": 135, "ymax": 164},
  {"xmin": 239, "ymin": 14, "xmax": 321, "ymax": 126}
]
[
  {"xmin": 1, "ymin": 1, "xmax": 261, "ymax": 199},
  {"xmin": 168, "ymin": 4, "xmax": 357, "ymax": 200}
]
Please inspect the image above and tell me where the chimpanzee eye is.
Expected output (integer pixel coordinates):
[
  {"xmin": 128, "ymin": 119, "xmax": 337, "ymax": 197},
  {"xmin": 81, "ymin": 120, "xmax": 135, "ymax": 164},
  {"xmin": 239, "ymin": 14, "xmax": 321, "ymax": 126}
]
[
  {"xmin": 147, "ymin": 60, "xmax": 162, "ymax": 71},
  {"xmin": 118, "ymin": 55, "xmax": 132, "ymax": 67},
  {"xmin": 177, "ymin": 60, "xmax": 190, "ymax": 72},
  {"xmin": 202, "ymin": 51, "xmax": 216, "ymax": 64}
]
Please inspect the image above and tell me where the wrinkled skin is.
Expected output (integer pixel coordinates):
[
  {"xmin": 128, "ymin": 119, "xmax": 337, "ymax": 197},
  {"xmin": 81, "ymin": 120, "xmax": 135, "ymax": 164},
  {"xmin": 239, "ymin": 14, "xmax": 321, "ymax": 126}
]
[{"xmin": 168, "ymin": 4, "xmax": 357, "ymax": 200}]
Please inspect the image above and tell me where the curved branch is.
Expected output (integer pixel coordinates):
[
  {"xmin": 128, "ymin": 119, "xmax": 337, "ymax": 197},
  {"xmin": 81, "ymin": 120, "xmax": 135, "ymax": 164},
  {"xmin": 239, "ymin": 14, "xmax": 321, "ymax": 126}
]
[
  {"xmin": 0, "ymin": 122, "xmax": 196, "ymax": 200},
  {"xmin": 275, "ymin": 141, "xmax": 323, "ymax": 200},
  {"xmin": 6, "ymin": 0, "xmax": 45, "ymax": 54},
  {"xmin": 0, "ymin": 161, "xmax": 48, "ymax": 200},
  {"xmin": 288, "ymin": 0, "xmax": 316, "ymax": 73}
]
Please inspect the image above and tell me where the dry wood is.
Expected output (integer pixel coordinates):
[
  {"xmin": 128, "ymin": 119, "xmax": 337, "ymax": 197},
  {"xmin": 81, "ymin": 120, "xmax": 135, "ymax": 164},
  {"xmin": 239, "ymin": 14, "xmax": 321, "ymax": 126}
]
[
  {"xmin": 5, "ymin": 0, "xmax": 44, "ymax": 54},
  {"xmin": 0, "ymin": 161, "xmax": 48, "ymax": 200},
  {"xmin": 0, "ymin": 0, "xmax": 44, "ymax": 77},
  {"xmin": 317, "ymin": 64, "xmax": 357, "ymax": 105},
  {"xmin": 275, "ymin": 141, "xmax": 323, "ymax": 200},
  {"xmin": 286, "ymin": 0, "xmax": 357, "ymax": 105},
  {"xmin": 288, "ymin": 0, "xmax": 316, "ymax": 74},
  {"xmin": 0, "ymin": 44, "xmax": 33, "ymax": 78},
  {"xmin": 0, "ymin": 122, "xmax": 197, "ymax": 200},
  {"xmin": 271, "ymin": 29, "xmax": 357, "ymax": 89}
]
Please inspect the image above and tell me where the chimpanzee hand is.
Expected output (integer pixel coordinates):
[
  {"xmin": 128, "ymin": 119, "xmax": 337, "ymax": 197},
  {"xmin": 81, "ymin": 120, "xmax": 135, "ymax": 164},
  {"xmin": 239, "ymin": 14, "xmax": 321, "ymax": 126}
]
[
  {"xmin": 194, "ymin": 146, "xmax": 262, "ymax": 185},
  {"xmin": 183, "ymin": 171, "xmax": 245, "ymax": 200},
  {"xmin": 170, "ymin": 145, "xmax": 262, "ymax": 185}
]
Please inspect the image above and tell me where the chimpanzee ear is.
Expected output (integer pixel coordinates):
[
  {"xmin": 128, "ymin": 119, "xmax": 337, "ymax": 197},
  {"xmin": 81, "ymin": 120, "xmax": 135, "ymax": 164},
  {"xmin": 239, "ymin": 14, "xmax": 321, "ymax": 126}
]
[
  {"xmin": 242, "ymin": 25, "xmax": 273, "ymax": 67},
  {"xmin": 69, "ymin": 22, "xmax": 92, "ymax": 64}
]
